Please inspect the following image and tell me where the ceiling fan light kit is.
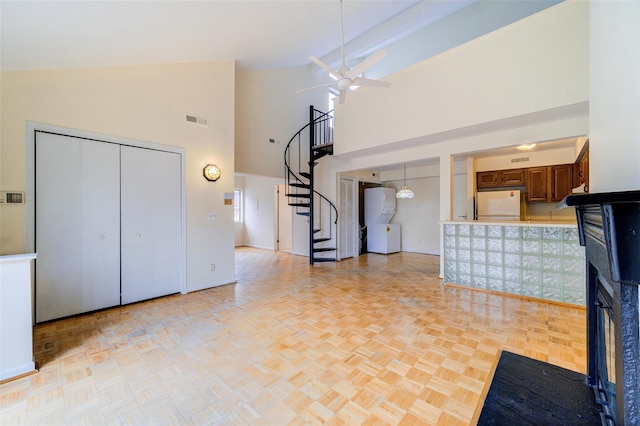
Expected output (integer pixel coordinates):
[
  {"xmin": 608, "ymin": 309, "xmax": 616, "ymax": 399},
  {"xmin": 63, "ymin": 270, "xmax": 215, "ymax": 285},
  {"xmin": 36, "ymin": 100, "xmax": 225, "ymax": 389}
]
[{"xmin": 297, "ymin": 0, "xmax": 391, "ymax": 103}]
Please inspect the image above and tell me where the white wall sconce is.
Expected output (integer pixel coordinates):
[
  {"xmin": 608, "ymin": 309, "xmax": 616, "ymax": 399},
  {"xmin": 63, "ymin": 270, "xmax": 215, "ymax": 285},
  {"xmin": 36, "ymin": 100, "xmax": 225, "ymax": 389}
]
[{"xmin": 203, "ymin": 164, "xmax": 221, "ymax": 181}]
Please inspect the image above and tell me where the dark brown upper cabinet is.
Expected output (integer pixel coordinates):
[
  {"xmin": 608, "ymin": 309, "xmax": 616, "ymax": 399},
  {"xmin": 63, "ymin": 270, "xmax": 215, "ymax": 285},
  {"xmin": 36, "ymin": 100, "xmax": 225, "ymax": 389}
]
[
  {"xmin": 526, "ymin": 164, "xmax": 574, "ymax": 202},
  {"xmin": 550, "ymin": 164, "xmax": 574, "ymax": 201},
  {"xmin": 500, "ymin": 169, "xmax": 526, "ymax": 186},
  {"xmin": 477, "ymin": 169, "xmax": 525, "ymax": 189},
  {"xmin": 526, "ymin": 167, "xmax": 549, "ymax": 202}
]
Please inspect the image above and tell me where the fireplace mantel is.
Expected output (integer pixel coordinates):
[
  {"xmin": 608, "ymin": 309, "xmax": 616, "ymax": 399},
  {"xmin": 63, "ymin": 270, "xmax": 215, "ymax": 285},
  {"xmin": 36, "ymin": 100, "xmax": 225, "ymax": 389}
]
[{"xmin": 560, "ymin": 190, "xmax": 640, "ymax": 425}]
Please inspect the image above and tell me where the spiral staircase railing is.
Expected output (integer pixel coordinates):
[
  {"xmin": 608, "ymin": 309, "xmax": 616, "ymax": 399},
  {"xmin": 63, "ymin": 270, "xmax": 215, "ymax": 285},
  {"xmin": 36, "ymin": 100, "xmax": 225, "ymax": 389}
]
[{"xmin": 283, "ymin": 106, "xmax": 338, "ymax": 264}]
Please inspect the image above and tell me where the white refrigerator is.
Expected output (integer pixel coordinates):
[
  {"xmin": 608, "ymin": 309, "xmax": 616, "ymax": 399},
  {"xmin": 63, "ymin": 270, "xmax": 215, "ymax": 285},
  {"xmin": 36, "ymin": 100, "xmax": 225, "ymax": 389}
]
[
  {"xmin": 364, "ymin": 188, "xmax": 401, "ymax": 254},
  {"xmin": 476, "ymin": 190, "xmax": 522, "ymax": 221}
]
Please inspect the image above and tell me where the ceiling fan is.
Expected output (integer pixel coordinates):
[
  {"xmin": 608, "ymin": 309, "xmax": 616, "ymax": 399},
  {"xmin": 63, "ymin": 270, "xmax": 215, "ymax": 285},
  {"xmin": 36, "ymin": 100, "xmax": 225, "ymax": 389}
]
[{"xmin": 297, "ymin": 0, "xmax": 391, "ymax": 104}]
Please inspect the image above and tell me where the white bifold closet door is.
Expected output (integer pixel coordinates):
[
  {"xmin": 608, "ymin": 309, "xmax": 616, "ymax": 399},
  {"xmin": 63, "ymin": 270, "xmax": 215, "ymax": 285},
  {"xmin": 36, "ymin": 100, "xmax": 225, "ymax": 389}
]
[
  {"xmin": 120, "ymin": 146, "xmax": 181, "ymax": 304},
  {"xmin": 339, "ymin": 177, "xmax": 356, "ymax": 259},
  {"xmin": 35, "ymin": 133, "xmax": 121, "ymax": 323}
]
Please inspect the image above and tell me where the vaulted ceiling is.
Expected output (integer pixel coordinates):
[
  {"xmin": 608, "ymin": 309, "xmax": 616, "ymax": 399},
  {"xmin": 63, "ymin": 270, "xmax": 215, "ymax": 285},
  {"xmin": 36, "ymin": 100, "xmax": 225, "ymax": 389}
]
[{"xmin": 0, "ymin": 0, "xmax": 473, "ymax": 72}]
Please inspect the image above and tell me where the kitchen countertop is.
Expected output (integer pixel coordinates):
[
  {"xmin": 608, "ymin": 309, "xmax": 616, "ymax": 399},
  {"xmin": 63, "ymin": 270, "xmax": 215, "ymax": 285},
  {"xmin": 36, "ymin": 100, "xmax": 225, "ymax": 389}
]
[
  {"xmin": 0, "ymin": 253, "xmax": 38, "ymax": 263},
  {"xmin": 440, "ymin": 220, "xmax": 578, "ymax": 228},
  {"xmin": 559, "ymin": 189, "xmax": 640, "ymax": 208}
]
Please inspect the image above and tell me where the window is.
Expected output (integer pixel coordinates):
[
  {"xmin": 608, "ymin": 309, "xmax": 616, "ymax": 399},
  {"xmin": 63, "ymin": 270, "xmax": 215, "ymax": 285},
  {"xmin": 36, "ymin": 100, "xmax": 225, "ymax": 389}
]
[
  {"xmin": 329, "ymin": 87, "xmax": 338, "ymax": 111},
  {"xmin": 233, "ymin": 189, "xmax": 242, "ymax": 223}
]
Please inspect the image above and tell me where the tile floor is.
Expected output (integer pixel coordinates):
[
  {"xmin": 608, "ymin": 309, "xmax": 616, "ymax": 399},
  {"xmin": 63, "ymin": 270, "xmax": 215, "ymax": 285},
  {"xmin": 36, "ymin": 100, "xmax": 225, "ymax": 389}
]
[{"xmin": 1, "ymin": 248, "xmax": 587, "ymax": 425}]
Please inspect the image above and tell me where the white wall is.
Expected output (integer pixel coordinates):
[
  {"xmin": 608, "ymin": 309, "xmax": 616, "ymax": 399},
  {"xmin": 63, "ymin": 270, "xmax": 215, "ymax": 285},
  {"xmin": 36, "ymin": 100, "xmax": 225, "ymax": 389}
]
[
  {"xmin": 369, "ymin": 0, "xmax": 561, "ymax": 79},
  {"xmin": 475, "ymin": 146, "xmax": 578, "ymax": 171},
  {"xmin": 340, "ymin": 169, "xmax": 381, "ymax": 183},
  {"xmin": 589, "ymin": 0, "xmax": 640, "ymax": 337},
  {"xmin": 0, "ymin": 62, "xmax": 236, "ymax": 292},
  {"xmin": 589, "ymin": 1, "xmax": 640, "ymax": 193},
  {"xmin": 452, "ymin": 173, "xmax": 468, "ymax": 221},
  {"xmin": 386, "ymin": 177, "xmax": 441, "ymax": 255},
  {"xmin": 235, "ymin": 65, "xmax": 329, "ymax": 178},
  {"xmin": 334, "ymin": 1, "xmax": 588, "ymax": 158}
]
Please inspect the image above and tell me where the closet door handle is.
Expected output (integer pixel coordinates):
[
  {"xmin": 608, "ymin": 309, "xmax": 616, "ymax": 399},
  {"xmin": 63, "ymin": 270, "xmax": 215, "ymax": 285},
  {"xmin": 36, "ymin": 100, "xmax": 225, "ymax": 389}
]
[
  {"xmin": 99, "ymin": 234, "xmax": 105, "ymax": 240},
  {"xmin": 136, "ymin": 233, "xmax": 142, "ymax": 238}
]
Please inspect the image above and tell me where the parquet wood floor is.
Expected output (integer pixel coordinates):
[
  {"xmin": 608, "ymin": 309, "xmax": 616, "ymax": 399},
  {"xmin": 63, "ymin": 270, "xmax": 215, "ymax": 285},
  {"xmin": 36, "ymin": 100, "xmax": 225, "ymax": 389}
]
[{"xmin": 1, "ymin": 248, "xmax": 587, "ymax": 425}]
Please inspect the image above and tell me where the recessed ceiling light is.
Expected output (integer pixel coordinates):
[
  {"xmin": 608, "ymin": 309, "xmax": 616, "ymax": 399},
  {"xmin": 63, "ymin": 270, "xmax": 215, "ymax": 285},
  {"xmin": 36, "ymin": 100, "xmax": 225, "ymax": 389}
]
[{"xmin": 515, "ymin": 143, "xmax": 536, "ymax": 151}]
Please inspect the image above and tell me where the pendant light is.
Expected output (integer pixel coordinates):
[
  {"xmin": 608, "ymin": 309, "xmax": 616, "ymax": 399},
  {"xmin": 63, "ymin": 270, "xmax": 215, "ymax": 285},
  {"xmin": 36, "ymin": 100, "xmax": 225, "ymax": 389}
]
[{"xmin": 396, "ymin": 164, "xmax": 414, "ymax": 199}]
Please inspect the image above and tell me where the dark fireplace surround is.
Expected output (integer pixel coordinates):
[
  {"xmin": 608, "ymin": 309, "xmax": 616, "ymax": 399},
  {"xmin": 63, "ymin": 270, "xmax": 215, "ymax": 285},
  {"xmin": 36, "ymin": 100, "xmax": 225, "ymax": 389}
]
[{"xmin": 562, "ymin": 190, "xmax": 640, "ymax": 425}]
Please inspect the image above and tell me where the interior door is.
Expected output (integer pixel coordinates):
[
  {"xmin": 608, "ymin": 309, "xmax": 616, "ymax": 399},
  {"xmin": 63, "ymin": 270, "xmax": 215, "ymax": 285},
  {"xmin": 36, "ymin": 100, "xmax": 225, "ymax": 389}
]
[
  {"xmin": 120, "ymin": 146, "xmax": 181, "ymax": 304},
  {"xmin": 35, "ymin": 133, "xmax": 121, "ymax": 322},
  {"xmin": 339, "ymin": 177, "xmax": 356, "ymax": 259},
  {"xmin": 276, "ymin": 184, "xmax": 292, "ymax": 252}
]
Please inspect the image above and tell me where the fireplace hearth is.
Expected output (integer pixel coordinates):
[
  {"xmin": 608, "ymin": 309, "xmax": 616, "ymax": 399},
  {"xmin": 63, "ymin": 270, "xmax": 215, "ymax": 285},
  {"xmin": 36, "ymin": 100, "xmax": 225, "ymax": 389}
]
[{"xmin": 562, "ymin": 190, "xmax": 640, "ymax": 425}]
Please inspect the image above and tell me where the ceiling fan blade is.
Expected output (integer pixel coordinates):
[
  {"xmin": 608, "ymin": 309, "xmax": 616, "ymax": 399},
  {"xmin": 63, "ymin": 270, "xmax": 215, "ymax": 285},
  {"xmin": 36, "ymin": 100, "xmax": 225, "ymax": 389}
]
[
  {"xmin": 352, "ymin": 77, "xmax": 391, "ymax": 88},
  {"xmin": 345, "ymin": 50, "xmax": 387, "ymax": 80},
  {"xmin": 338, "ymin": 89, "xmax": 348, "ymax": 104},
  {"xmin": 309, "ymin": 56, "xmax": 341, "ymax": 80},
  {"xmin": 296, "ymin": 82, "xmax": 335, "ymax": 94}
]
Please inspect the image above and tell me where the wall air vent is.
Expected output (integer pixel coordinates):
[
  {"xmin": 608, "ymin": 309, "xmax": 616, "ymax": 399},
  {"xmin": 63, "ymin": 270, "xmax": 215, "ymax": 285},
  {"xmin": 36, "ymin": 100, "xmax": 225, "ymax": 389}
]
[
  {"xmin": 0, "ymin": 191, "xmax": 25, "ymax": 204},
  {"xmin": 185, "ymin": 114, "xmax": 208, "ymax": 128},
  {"xmin": 511, "ymin": 157, "xmax": 530, "ymax": 163}
]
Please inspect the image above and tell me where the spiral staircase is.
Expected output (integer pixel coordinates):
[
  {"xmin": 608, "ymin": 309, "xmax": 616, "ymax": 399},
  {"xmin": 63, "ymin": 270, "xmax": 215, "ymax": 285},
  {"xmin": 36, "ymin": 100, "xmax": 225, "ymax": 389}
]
[{"xmin": 284, "ymin": 106, "xmax": 338, "ymax": 264}]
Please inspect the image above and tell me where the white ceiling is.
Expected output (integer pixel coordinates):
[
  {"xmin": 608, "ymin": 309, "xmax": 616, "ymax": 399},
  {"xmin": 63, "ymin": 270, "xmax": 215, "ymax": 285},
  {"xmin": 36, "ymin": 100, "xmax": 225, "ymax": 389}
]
[
  {"xmin": 1, "ymin": 0, "xmax": 576, "ymax": 174},
  {"xmin": 458, "ymin": 138, "xmax": 579, "ymax": 160},
  {"xmin": 0, "ymin": 0, "xmax": 473, "ymax": 72}
]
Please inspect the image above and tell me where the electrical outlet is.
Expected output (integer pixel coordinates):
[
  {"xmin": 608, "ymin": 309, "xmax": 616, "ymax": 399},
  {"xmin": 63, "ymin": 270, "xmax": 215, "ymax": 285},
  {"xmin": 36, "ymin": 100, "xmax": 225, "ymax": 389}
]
[
  {"xmin": 210, "ymin": 263, "xmax": 215, "ymax": 271},
  {"xmin": 207, "ymin": 212, "xmax": 218, "ymax": 221}
]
